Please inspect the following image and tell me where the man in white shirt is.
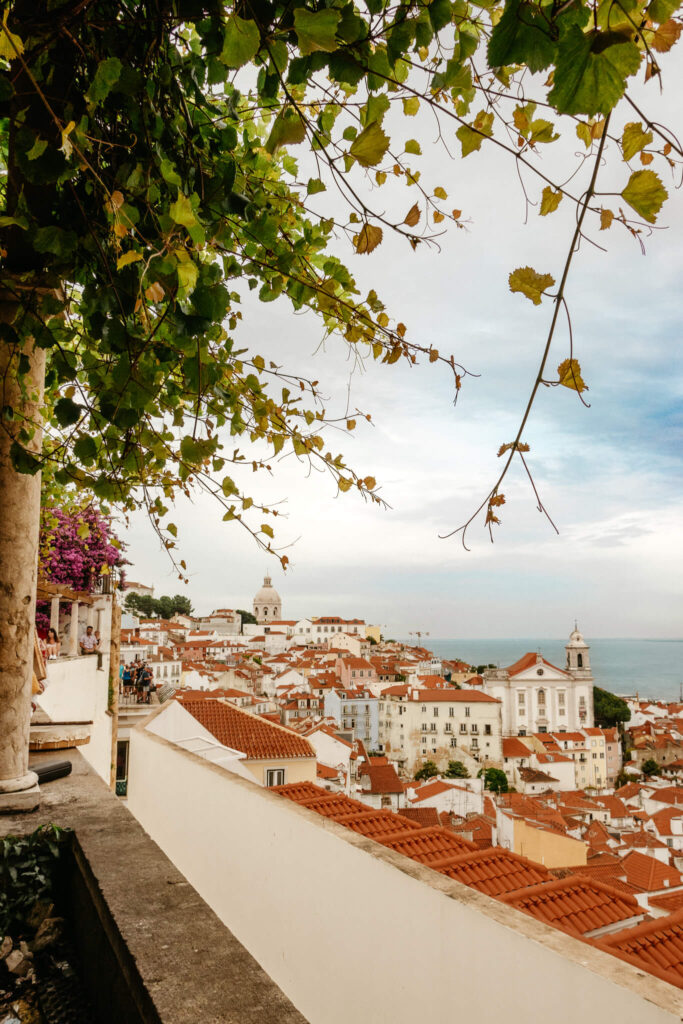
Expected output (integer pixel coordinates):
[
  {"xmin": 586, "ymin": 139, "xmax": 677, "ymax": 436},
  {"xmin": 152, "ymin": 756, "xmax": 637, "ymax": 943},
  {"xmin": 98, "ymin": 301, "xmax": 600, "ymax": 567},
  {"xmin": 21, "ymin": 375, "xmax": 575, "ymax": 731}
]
[{"xmin": 80, "ymin": 626, "xmax": 98, "ymax": 655}]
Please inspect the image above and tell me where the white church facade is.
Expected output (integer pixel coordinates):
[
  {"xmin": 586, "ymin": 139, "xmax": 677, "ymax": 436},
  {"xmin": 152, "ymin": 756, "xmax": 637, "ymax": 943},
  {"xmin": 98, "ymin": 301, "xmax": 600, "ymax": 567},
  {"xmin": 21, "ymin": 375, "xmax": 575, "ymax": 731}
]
[{"xmin": 483, "ymin": 628, "xmax": 595, "ymax": 736}]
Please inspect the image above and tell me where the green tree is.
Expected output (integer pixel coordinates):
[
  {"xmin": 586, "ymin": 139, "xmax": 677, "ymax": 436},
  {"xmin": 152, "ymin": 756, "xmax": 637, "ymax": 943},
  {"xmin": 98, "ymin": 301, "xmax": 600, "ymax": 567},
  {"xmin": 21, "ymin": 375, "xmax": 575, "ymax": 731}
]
[
  {"xmin": 478, "ymin": 767, "xmax": 508, "ymax": 794},
  {"xmin": 1, "ymin": 0, "xmax": 681, "ymax": 792},
  {"xmin": 593, "ymin": 686, "xmax": 631, "ymax": 728},
  {"xmin": 444, "ymin": 760, "xmax": 470, "ymax": 779},
  {"xmin": 123, "ymin": 592, "xmax": 157, "ymax": 619},
  {"xmin": 170, "ymin": 595, "xmax": 193, "ymax": 616},
  {"xmin": 238, "ymin": 609, "xmax": 258, "ymax": 627},
  {"xmin": 641, "ymin": 758, "xmax": 661, "ymax": 777},
  {"xmin": 414, "ymin": 760, "xmax": 439, "ymax": 782}
]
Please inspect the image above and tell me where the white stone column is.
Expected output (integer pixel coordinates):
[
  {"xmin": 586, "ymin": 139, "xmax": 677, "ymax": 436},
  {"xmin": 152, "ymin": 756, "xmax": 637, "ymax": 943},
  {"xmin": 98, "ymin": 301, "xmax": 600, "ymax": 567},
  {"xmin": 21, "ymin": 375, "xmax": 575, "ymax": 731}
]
[
  {"xmin": 50, "ymin": 596, "xmax": 61, "ymax": 633},
  {"xmin": 69, "ymin": 601, "xmax": 80, "ymax": 656}
]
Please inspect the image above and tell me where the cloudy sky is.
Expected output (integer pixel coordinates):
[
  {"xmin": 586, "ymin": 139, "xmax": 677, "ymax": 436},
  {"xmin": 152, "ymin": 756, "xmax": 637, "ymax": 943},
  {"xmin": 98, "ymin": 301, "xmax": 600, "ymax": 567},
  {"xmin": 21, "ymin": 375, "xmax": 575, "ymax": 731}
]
[{"xmin": 122, "ymin": 60, "xmax": 683, "ymax": 639}]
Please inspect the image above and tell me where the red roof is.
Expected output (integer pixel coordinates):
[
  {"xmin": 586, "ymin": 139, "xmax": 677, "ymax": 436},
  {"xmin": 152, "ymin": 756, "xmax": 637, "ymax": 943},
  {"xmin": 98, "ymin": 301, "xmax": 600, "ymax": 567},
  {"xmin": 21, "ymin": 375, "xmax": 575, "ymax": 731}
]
[
  {"xmin": 598, "ymin": 908, "xmax": 683, "ymax": 988},
  {"xmin": 364, "ymin": 764, "xmax": 404, "ymax": 794},
  {"xmin": 398, "ymin": 807, "xmax": 441, "ymax": 828},
  {"xmin": 177, "ymin": 698, "xmax": 315, "ymax": 760},
  {"xmin": 438, "ymin": 848, "xmax": 551, "ymax": 897},
  {"xmin": 621, "ymin": 850, "xmax": 682, "ymax": 892},
  {"xmin": 649, "ymin": 890, "xmax": 683, "ymax": 914},
  {"xmin": 500, "ymin": 875, "xmax": 641, "ymax": 937},
  {"xmin": 504, "ymin": 652, "xmax": 569, "ymax": 678},
  {"xmin": 503, "ymin": 737, "xmax": 532, "ymax": 758}
]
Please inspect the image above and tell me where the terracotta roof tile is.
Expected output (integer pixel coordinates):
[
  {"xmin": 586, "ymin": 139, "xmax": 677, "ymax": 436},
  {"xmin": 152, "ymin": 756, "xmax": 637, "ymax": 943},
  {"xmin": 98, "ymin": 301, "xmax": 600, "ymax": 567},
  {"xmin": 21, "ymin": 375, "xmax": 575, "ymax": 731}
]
[
  {"xmin": 398, "ymin": 807, "xmax": 441, "ymax": 828},
  {"xmin": 649, "ymin": 891, "xmax": 683, "ymax": 914},
  {"xmin": 621, "ymin": 850, "xmax": 682, "ymax": 892},
  {"xmin": 598, "ymin": 908, "xmax": 683, "ymax": 988},
  {"xmin": 364, "ymin": 764, "xmax": 404, "ymax": 794},
  {"xmin": 438, "ymin": 848, "xmax": 552, "ymax": 897},
  {"xmin": 500, "ymin": 875, "xmax": 642, "ymax": 937},
  {"xmin": 376, "ymin": 826, "xmax": 477, "ymax": 865},
  {"xmin": 178, "ymin": 698, "xmax": 315, "ymax": 760}
]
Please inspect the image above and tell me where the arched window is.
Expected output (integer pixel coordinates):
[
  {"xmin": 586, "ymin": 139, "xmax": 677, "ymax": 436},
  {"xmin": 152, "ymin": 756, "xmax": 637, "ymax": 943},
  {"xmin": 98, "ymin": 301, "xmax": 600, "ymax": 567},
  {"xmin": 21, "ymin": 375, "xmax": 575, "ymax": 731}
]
[
  {"xmin": 577, "ymin": 653, "xmax": 583, "ymax": 668},
  {"xmin": 537, "ymin": 688, "xmax": 546, "ymax": 707}
]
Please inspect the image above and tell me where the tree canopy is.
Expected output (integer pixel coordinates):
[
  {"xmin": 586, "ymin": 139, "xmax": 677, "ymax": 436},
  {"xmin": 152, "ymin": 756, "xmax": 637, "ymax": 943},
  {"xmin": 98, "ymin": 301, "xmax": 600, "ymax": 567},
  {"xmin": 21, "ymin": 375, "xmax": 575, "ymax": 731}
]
[
  {"xmin": 478, "ymin": 766, "xmax": 508, "ymax": 793},
  {"xmin": 593, "ymin": 685, "xmax": 631, "ymax": 728},
  {"xmin": 1, "ymin": 0, "xmax": 681, "ymax": 571},
  {"xmin": 123, "ymin": 592, "xmax": 194, "ymax": 618},
  {"xmin": 414, "ymin": 759, "xmax": 439, "ymax": 780}
]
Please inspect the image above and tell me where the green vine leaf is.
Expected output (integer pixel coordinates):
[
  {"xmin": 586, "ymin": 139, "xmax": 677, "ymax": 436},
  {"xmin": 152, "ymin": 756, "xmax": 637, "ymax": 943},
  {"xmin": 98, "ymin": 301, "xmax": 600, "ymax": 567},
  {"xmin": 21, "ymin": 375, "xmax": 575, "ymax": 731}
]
[
  {"xmin": 548, "ymin": 27, "xmax": 641, "ymax": 116},
  {"xmin": 540, "ymin": 187, "xmax": 563, "ymax": 215},
  {"xmin": 349, "ymin": 121, "xmax": 390, "ymax": 167},
  {"xmin": 621, "ymin": 169, "xmax": 668, "ymax": 223},
  {"xmin": 621, "ymin": 122, "xmax": 653, "ymax": 160},
  {"xmin": 220, "ymin": 15, "xmax": 261, "ymax": 68},
  {"xmin": 293, "ymin": 8, "xmax": 341, "ymax": 55}
]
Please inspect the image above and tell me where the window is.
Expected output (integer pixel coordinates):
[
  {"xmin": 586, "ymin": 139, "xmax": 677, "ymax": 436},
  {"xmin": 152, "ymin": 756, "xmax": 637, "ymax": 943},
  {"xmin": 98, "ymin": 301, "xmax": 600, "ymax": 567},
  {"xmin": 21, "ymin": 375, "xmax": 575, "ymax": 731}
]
[
  {"xmin": 445, "ymin": 722, "xmax": 452, "ymax": 732},
  {"xmin": 266, "ymin": 769, "xmax": 285, "ymax": 787},
  {"xmin": 577, "ymin": 653, "xmax": 583, "ymax": 668},
  {"xmin": 421, "ymin": 705, "xmax": 427, "ymax": 712},
  {"xmin": 450, "ymin": 738, "xmax": 457, "ymax": 748},
  {"xmin": 558, "ymin": 692, "xmax": 566, "ymax": 707},
  {"xmin": 484, "ymin": 724, "xmax": 491, "ymax": 735},
  {"xmin": 538, "ymin": 689, "xmax": 546, "ymax": 707},
  {"xmin": 518, "ymin": 692, "xmax": 525, "ymax": 705},
  {"xmin": 460, "ymin": 723, "xmax": 467, "ymax": 734},
  {"xmin": 449, "ymin": 707, "xmax": 455, "ymax": 717},
  {"xmin": 422, "ymin": 723, "xmax": 428, "ymax": 732},
  {"xmin": 470, "ymin": 724, "xmax": 478, "ymax": 734},
  {"xmin": 430, "ymin": 723, "xmax": 437, "ymax": 732},
  {"xmin": 471, "ymin": 738, "xmax": 478, "ymax": 749},
  {"xmin": 465, "ymin": 707, "xmax": 470, "ymax": 718},
  {"xmin": 433, "ymin": 708, "xmax": 439, "ymax": 717}
]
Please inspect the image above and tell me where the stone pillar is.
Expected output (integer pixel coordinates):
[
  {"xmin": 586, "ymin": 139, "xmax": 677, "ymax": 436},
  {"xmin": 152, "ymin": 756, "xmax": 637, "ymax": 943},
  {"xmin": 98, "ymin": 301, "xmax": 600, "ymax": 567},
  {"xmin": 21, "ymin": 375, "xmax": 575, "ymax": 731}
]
[
  {"xmin": 69, "ymin": 601, "xmax": 80, "ymax": 656},
  {"xmin": 0, "ymin": 328, "xmax": 45, "ymax": 812},
  {"xmin": 50, "ymin": 596, "xmax": 61, "ymax": 634}
]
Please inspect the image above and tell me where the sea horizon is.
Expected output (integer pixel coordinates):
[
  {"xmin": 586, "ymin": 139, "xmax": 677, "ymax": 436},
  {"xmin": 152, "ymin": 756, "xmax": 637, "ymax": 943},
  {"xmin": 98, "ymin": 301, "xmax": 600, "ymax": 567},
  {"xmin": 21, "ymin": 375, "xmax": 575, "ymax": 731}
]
[{"xmin": 397, "ymin": 636, "xmax": 683, "ymax": 701}]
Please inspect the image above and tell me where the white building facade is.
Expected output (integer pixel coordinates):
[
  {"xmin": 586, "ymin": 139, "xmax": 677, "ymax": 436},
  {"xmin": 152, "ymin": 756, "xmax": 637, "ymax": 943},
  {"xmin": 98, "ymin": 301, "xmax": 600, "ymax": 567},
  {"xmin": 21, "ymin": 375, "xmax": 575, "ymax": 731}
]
[{"xmin": 483, "ymin": 628, "xmax": 595, "ymax": 737}]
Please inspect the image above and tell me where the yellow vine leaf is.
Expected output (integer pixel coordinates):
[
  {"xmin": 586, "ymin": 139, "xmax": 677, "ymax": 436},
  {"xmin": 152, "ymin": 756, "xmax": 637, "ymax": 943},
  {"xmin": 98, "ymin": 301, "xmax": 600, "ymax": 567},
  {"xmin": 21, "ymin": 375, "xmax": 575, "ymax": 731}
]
[
  {"xmin": 621, "ymin": 122, "xmax": 653, "ymax": 161},
  {"xmin": 621, "ymin": 169, "xmax": 668, "ymax": 224},
  {"xmin": 434, "ymin": 186, "xmax": 448, "ymax": 200},
  {"xmin": 497, "ymin": 441, "xmax": 530, "ymax": 457},
  {"xmin": 0, "ymin": 11, "xmax": 24, "ymax": 60},
  {"xmin": 540, "ymin": 186, "xmax": 563, "ymax": 216},
  {"xmin": 489, "ymin": 494, "xmax": 506, "ymax": 507},
  {"xmin": 145, "ymin": 281, "xmax": 165, "ymax": 302},
  {"xmin": 403, "ymin": 203, "xmax": 420, "ymax": 227},
  {"xmin": 433, "ymin": 210, "xmax": 445, "ymax": 223},
  {"xmin": 508, "ymin": 266, "xmax": 555, "ymax": 305},
  {"xmin": 403, "ymin": 97, "xmax": 420, "ymax": 116},
  {"xmin": 599, "ymin": 208, "xmax": 614, "ymax": 230},
  {"xmin": 117, "ymin": 251, "xmax": 143, "ymax": 270},
  {"xmin": 355, "ymin": 223, "xmax": 383, "ymax": 254},
  {"xmin": 429, "ymin": 348, "xmax": 439, "ymax": 362},
  {"xmin": 346, "ymin": 419, "xmax": 356, "ymax": 430},
  {"xmin": 557, "ymin": 358, "xmax": 587, "ymax": 393},
  {"xmin": 363, "ymin": 475, "xmax": 377, "ymax": 490},
  {"xmin": 650, "ymin": 18, "xmax": 683, "ymax": 52},
  {"xmin": 349, "ymin": 121, "xmax": 390, "ymax": 167}
]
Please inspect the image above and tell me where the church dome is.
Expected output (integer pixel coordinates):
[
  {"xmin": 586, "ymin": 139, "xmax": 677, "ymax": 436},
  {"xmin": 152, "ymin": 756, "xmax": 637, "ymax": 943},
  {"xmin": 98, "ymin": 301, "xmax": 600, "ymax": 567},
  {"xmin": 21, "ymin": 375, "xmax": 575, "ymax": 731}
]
[{"xmin": 253, "ymin": 575, "xmax": 282, "ymax": 623}]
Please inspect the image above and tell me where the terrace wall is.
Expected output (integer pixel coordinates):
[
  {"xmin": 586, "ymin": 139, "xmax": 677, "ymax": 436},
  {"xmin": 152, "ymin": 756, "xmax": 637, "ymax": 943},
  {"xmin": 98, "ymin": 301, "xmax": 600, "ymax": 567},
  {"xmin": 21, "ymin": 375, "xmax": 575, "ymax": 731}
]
[{"xmin": 128, "ymin": 726, "xmax": 681, "ymax": 1024}]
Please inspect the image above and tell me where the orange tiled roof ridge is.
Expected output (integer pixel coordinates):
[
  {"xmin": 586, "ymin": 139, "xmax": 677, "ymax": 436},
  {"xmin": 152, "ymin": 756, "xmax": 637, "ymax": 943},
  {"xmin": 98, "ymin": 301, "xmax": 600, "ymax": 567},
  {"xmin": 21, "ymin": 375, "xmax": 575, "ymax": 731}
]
[
  {"xmin": 272, "ymin": 780, "xmax": 683, "ymax": 990},
  {"xmin": 177, "ymin": 697, "xmax": 315, "ymax": 760}
]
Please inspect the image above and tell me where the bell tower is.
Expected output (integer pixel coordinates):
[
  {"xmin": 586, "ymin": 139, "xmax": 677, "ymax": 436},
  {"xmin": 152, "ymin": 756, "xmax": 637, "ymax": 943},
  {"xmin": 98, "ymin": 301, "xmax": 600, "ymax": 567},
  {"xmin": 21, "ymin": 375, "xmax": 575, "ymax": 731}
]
[{"xmin": 565, "ymin": 624, "xmax": 591, "ymax": 675}]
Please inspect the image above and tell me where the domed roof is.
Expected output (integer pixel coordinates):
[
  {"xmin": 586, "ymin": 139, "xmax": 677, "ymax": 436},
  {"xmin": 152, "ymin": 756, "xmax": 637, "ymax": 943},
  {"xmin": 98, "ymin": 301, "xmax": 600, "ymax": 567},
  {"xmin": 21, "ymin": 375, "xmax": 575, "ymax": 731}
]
[
  {"xmin": 567, "ymin": 624, "xmax": 588, "ymax": 646},
  {"xmin": 254, "ymin": 575, "xmax": 281, "ymax": 606}
]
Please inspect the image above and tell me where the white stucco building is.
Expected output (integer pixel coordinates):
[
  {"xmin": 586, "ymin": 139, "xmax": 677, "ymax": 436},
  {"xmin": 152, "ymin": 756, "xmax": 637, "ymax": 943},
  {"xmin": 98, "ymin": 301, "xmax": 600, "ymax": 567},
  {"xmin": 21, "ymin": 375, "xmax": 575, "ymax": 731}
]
[{"xmin": 483, "ymin": 627, "xmax": 595, "ymax": 737}]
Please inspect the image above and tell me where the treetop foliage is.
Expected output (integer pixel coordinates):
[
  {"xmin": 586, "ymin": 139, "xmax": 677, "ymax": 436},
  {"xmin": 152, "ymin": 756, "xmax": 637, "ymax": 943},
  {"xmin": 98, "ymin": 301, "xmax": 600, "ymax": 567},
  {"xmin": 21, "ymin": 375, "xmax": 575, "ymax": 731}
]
[
  {"xmin": 1, "ymin": 0, "xmax": 681, "ymax": 563},
  {"xmin": 593, "ymin": 685, "xmax": 631, "ymax": 727},
  {"xmin": 123, "ymin": 591, "xmax": 194, "ymax": 618}
]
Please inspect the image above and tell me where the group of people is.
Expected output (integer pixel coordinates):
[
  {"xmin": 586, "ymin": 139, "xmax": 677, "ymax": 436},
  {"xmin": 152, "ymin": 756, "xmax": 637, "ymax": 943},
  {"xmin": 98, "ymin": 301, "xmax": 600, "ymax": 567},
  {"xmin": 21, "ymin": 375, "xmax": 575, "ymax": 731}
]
[{"xmin": 120, "ymin": 661, "xmax": 155, "ymax": 704}]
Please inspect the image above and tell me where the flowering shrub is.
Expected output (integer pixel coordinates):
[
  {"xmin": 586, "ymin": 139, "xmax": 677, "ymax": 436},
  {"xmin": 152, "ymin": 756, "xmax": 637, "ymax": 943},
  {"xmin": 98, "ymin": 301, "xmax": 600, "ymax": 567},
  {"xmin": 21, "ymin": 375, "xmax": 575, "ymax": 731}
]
[{"xmin": 39, "ymin": 506, "xmax": 122, "ymax": 592}]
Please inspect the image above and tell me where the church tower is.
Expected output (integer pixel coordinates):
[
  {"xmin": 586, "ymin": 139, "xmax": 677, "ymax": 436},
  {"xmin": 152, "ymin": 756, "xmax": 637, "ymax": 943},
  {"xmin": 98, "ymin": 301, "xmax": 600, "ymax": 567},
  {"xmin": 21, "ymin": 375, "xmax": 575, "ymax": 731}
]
[
  {"xmin": 565, "ymin": 625, "xmax": 591, "ymax": 675},
  {"xmin": 565, "ymin": 624, "xmax": 594, "ymax": 728},
  {"xmin": 253, "ymin": 575, "xmax": 282, "ymax": 624}
]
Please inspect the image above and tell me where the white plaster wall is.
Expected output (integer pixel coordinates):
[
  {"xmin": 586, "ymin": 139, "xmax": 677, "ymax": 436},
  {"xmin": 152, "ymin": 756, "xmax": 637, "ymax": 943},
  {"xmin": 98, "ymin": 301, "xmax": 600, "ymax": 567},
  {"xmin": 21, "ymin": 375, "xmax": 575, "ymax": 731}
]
[{"xmin": 127, "ymin": 729, "xmax": 681, "ymax": 1024}]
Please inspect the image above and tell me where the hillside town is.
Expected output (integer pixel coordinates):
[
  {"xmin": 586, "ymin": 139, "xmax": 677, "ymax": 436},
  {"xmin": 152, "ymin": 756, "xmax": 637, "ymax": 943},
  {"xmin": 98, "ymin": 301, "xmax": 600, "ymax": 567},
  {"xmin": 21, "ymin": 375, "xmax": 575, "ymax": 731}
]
[{"xmin": 109, "ymin": 575, "xmax": 683, "ymax": 989}]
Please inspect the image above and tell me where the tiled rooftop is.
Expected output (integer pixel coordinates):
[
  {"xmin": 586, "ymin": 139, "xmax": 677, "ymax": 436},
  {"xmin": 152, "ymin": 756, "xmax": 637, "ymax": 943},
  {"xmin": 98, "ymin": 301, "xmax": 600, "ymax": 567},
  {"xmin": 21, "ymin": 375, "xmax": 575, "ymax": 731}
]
[
  {"xmin": 177, "ymin": 698, "xmax": 315, "ymax": 760},
  {"xmin": 598, "ymin": 909, "xmax": 683, "ymax": 988},
  {"xmin": 437, "ymin": 848, "xmax": 552, "ymax": 897},
  {"xmin": 272, "ymin": 780, "xmax": 683, "ymax": 990},
  {"xmin": 500, "ymin": 876, "xmax": 642, "ymax": 937}
]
